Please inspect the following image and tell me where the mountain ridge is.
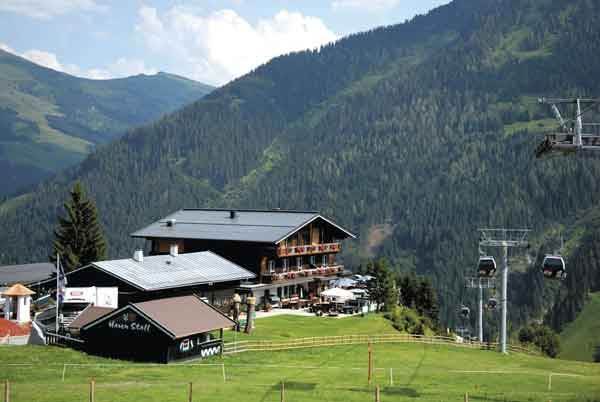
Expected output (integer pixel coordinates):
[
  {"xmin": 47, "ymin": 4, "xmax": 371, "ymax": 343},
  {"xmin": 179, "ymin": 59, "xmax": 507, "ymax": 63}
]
[{"xmin": 0, "ymin": 49, "xmax": 213, "ymax": 196}]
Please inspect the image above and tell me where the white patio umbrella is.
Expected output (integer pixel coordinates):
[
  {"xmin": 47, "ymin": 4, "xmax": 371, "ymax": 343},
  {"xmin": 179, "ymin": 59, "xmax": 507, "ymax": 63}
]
[{"xmin": 320, "ymin": 287, "xmax": 354, "ymax": 303}]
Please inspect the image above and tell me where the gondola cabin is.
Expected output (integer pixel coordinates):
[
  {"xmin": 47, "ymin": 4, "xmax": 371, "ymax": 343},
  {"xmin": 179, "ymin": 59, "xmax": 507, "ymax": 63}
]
[
  {"xmin": 460, "ymin": 306, "xmax": 470, "ymax": 319},
  {"xmin": 477, "ymin": 256, "xmax": 497, "ymax": 277},
  {"xmin": 541, "ymin": 255, "xmax": 566, "ymax": 280},
  {"xmin": 487, "ymin": 298, "xmax": 498, "ymax": 310}
]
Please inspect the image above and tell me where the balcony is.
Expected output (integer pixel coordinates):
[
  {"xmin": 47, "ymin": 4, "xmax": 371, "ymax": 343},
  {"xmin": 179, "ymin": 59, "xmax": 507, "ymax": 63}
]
[
  {"xmin": 261, "ymin": 265, "xmax": 344, "ymax": 284},
  {"xmin": 277, "ymin": 242, "xmax": 341, "ymax": 257}
]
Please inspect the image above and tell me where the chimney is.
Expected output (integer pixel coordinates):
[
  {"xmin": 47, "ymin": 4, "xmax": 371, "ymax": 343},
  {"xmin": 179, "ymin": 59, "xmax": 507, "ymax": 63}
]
[
  {"xmin": 133, "ymin": 249, "xmax": 144, "ymax": 263},
  {"xmin": 170, "ymin": 243, "xmax": 179, "ymax": 257},
  {"xmin": 166, "ymin": 219, "xmax": 176, "ymax": 227},
  {"xmin": 230, "ymin": 210, "xmax": 236, "ymax": 219}
]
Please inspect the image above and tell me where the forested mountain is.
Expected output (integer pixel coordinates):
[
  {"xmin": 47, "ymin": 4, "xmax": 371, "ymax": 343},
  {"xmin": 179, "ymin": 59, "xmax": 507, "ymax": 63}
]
[
  {"xmin": 1, "ymin": 0, "xmax": 600, "ymax": 328},
  {"xmin": 0, "ymin": 49, "xmax": 213, "ymax": 196}
]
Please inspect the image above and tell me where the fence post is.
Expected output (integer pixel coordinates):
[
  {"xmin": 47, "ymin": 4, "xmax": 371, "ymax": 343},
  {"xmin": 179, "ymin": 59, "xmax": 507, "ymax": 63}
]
[
  {"xmin": 188, "ymin": 382, "xmax": 193, "ymax": 402},
  {"xmin": 4, "ymin": 380, "xmax": 9, "ymax": 402},
  {"xmin": 464, "ymin": 391, "xmax": 468, "ymax": 402},
  {"xmin": 375, "ymin": 385, "xmax": 380, "ymax": 402},
  {"xmin": 368, "ymin": 341, "xmax": 373, "ymax": 385},
  {"xmin": 89, "ymin": 379, "xmax": 95, "ymax": 402},
  {"xmin": 280, "ymin": 381, "xmax": 285, "ymax": 402}
]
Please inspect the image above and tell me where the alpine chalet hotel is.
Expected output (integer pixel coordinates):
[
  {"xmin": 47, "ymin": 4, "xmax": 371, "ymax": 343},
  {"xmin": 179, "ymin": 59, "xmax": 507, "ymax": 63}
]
[{"xmin": 131, "ymin": 209, "xmax": 356, "ymax": 307}]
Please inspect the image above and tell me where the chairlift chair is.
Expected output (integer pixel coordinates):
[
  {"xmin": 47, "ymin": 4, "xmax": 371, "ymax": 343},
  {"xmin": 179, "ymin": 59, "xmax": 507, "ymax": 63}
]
[
  {"xmin": 477, "ymin": 256, "xmax": 497, "ymax": 277},
  {"xmin": 541, "ymin": 255, "xmax": 566, "ymax": 280}
]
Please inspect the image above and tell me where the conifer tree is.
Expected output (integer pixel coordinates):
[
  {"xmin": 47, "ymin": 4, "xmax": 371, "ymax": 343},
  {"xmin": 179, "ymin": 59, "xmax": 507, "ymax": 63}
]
[
  {"xmin": 366, "ymin": 258, "xmax": 398, "ymax": 312},
  {"xmin": 51, "ymin": 182, "xmax": 107, "ymax": 271}
]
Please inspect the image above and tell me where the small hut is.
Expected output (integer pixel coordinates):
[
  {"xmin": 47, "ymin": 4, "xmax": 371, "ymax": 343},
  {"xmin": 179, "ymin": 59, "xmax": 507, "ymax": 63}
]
[{"xmin": 2, "ymin": 284, "xmax": 35, "ymax": 323}]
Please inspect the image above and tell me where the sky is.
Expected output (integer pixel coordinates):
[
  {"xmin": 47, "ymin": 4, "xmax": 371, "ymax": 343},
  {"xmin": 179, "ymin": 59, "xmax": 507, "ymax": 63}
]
[{"xmin": 0, "ymin": 0, "xmax": 451, "ymax": 86}]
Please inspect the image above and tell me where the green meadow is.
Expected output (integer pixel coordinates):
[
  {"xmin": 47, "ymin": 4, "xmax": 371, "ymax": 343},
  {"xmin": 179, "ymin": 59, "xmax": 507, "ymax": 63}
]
[{"xmin": 1, "ymin": 314, "xmax": 599, "ymax": 402}]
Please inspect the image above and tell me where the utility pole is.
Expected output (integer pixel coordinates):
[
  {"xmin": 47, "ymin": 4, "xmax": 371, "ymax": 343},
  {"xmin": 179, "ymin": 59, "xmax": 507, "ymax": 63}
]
[
  {"xmin": 478, "ymin": 284, "xmax": 483, "ymax": 342},
  {"xmin": 501, "ymin": 244, "xmax": 508, "ymax": 354},
  {"xmin": 478, "ymin": 229, "xmax": 529, "ymax": 354}
]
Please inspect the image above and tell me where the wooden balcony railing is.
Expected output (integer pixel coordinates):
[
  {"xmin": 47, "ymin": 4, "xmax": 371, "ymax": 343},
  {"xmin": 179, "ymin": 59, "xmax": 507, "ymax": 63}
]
[
  {"xmin": 261, "ymin": 265, "xmax": 343, "ymax": 283},
  {"xmin": 277, "ymin": 242, "xmax": 341, "ymax": 257}
]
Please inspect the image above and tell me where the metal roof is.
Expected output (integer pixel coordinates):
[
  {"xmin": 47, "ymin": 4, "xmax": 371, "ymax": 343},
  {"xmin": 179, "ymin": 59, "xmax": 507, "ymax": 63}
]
[
  {"xmin": 0, "ymin": 263, "xmax": 55, "ymax": 286},
  {"xmin": 130, "ymin": 209, "xmax": 355, "ymax": 243},
  {"xmin": 92, "ymin": 251, "xmax": 255, "ymax": 291}
]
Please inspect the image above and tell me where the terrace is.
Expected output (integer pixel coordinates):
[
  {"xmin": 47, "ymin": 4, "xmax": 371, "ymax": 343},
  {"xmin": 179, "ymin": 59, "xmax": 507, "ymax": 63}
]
[
  {"xmin": 261, "ymin": 265, "xmax": 344, "ymax": 284},
  {"xmin": 276, "ymin": 242, "xmax": 341, "ymax": 257}
]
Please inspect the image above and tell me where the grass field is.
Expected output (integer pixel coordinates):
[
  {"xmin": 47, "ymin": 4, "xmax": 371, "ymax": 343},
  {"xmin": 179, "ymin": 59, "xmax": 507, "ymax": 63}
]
[
  {"xmin": 560, "ymin": 292, "xmax": 600, "ymax": 362},
  {"xmin": 1, "ymin": 314, "xmax": 599, "ymax": 402}
]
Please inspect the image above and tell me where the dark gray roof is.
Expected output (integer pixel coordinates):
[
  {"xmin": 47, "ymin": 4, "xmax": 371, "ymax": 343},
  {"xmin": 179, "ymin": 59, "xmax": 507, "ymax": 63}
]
[
  {"xmin": 0, "ymin": 263, "xmax": 55, "ymax": 286},
  {"xmin": 131, "ymin": 209, "xmax": 355, "ymax": 243},
  {"xmin": 91, "ymin": 251, "xmax": 255, "ymax": 291}
]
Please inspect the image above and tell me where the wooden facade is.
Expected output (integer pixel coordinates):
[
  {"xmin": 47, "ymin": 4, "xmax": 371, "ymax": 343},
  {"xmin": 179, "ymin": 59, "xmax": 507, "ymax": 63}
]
[{"xmin": 148, "ymin": 217, "xmax": 346, "ymax": 286}]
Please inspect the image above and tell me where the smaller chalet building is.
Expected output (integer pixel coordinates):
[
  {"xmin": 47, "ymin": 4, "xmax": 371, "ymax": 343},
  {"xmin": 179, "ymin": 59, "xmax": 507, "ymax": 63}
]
[
  {"xmin": 62, "ymin": 250, "xmax": 255, "ymax": 307},
  {"xmin": 77, "ymin": 295, "xmax": 234, "ymax": 363},
  {"xmin": 132, "ymin": 209, "xmax": 356, "ymax": 305}
]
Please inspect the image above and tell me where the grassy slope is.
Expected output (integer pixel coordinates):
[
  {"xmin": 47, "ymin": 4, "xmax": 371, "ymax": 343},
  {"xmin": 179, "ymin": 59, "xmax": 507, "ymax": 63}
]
[
  {"xmin": 1, "ymin": 315, "xmax": 599, "ymax": 402},
  {"xmin": 222, "ymin": 314, "xmax": 397, "ymax": 342},
  {"xmin": 559, "ymin": 292, "xmax": 600, "ymax": 362},
  {"xmin": 0, "ymin": 50, "xmax": 213, "ymax": 195}
]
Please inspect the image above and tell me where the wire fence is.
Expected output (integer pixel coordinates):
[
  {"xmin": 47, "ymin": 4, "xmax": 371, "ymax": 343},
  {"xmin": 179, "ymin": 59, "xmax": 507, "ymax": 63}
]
[
  {"xmin": 2, "ymin": 362, "xmax": 598, "ymax": 402},
  {"xmin": 223, "ymin": 333, "xmax": 540, "ymax": 356}
]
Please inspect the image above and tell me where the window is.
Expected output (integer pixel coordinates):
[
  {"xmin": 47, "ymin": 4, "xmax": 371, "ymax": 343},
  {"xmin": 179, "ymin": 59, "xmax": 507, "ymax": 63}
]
[
  {"xmin": 322, "ymin": 254, "xmax": 328, "ymax": 266},
  {"xmin": 268, "ymin": 260, "xmax": 275, "ymax": 273},
  {"xmin": 302, "ymin": 229, "xmax": 310, "ymax": 245},
  {"xmin": 310, "ymin": 255, "xmax": 316, "ymax": 266},
  {"xmin": 282, "ymin": 258, "xmax": 289, "ymax": 272},
  {"xmin": 296, "ymin": 256, "xmax": 302, "ymax": 269}
]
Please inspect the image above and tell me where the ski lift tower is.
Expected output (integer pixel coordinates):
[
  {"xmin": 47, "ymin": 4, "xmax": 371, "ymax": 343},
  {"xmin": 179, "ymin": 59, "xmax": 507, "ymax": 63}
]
[
  {"xmin": 465, "ymin": 277, "xmax": 496, "ymax": 342},
  {"xmin": 478, "ymin": 229, "xmax": 529, "ymax": 354},
  {"xmin": 535, "ymin": 97, "xmax": 600, "ymax": 157}
]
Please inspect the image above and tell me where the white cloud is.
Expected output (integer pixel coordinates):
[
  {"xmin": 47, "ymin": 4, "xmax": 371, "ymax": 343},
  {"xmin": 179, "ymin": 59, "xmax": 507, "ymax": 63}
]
[
  {"xmin": 22, "ymin": 49, "xmax": 65, "ymax": 71},
  {"xmin": 331, "ymin": 0, "xmax": 401, "ymax": 11},
  {"xmin": 0, "ymin": 0, "xmax": 106, "ymax": 19},
  {"xmin": 1, "ymin": 42, "xmax": 155, "ymax": 80},
  {"xmin": 0, "ymin": 42, "xmax": 15, "ymax": 53},
  {"xmin": 106, "ymin": 58, "xmax": 158, "ymax": 77},
  {"xmin": 135, "ymin": 6, "xmax": 338, "ymax": 85}
]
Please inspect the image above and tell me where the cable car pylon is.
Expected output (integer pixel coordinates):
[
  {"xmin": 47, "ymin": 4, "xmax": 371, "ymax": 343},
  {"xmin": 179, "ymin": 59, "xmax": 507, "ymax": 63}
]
[
  {"xmin": 465, "ymin": 276, "xmax": 496, "ymax": 342},
  {"xmin": 478, "ymin": 228, "xmax": 529, "ymax": 354},
  {"xmin": 535, "ymin": 97, "xmax": 600, "ymax": 157}
]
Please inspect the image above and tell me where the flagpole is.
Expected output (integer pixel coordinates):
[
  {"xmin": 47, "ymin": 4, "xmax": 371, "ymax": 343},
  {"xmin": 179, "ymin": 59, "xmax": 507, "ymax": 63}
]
[{"xmin": 55, "ymin": 253, "xmax": 59, "ymax": 333}]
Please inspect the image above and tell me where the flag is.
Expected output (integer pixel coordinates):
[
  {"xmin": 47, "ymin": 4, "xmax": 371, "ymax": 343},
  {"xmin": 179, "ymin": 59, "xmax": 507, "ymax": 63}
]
[{"xmin": 57, "ymin": 256, "xmax": 68, "ymax": 304}]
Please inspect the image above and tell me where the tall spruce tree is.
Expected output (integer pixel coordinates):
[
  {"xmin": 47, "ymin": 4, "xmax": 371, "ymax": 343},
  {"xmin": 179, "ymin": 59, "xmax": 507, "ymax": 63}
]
[
  {"xmin": 366, "ymin": 259, "xmax": 398, "ymax": 312},
  {"xmin": 51, "ymin": 182, "xmax": 106, "ymax": 271}
]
